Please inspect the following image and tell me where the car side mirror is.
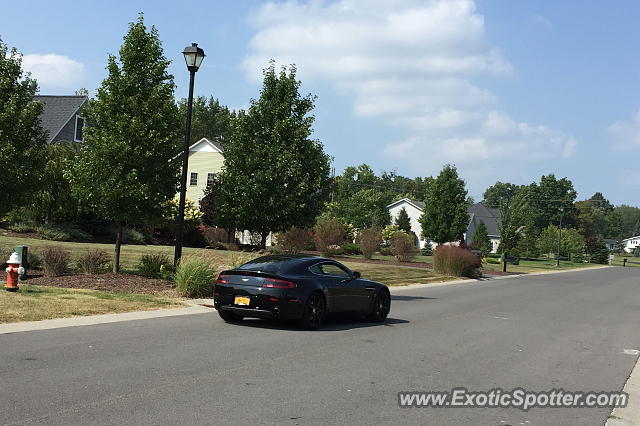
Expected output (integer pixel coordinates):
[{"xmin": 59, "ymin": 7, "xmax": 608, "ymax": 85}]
[{"xmin": 352, "ymin": 271, "xmax": 361, "ymax": 279}]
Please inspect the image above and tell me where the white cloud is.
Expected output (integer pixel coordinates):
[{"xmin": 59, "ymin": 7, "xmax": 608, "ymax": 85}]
[
  {"xmin": 243, "ymin": 0, "xmax": 576, "ymax": 190},
  {"xmin": 21, "ymin": 54, "xmax": 85, "ymax": 91},
  {"xmin": 530, "ymin": 13, "xmax": 553, "ymax": 30},
  {"xmin": 607, "ymin": 109, "xmax": 640, "ymax": 150}
]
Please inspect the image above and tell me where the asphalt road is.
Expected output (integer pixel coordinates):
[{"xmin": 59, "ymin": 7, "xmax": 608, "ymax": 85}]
[{"xmin": 1, "ymin": 267, "xmax": 639, "ymax": 426}]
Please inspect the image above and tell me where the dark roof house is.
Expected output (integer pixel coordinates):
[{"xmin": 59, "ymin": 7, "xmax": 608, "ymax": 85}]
[
  {"xmin": 34, "ymin": 95, "xmax": 87, "ymax": 143},
  {"xmin": 465, "ymin": 202, "xmax": 501, "ymax": 249}
]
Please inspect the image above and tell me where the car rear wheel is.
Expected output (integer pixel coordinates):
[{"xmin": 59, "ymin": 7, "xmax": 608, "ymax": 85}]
[
  {"xmin": 218, "ymin": 309, "xmax": 243, "ymax": 323},
  {"xmin": 367, "ymin": 289, "xmax": 390, "ymax": 323},
  {"xmin": 299, "ymin": 292, "xmax": 326, "ymax": 330}
]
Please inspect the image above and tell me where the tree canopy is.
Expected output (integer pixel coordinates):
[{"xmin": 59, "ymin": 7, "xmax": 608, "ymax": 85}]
[
  {"xmin": 419, "ymin": 164, "xmax": 470, "ymax": 245},
  {"xmin": 0, "ymin": 38, "xmax": 46, "ymax": 215},
  {"xmin": 217, "ymin": 62, "xmax": 331, "ymax": 248},
  {"xmin": 68, "ymin": 15, "xmax": 181, "ymax": 271},
  {"xmin": 178, "ymin": 96, "xmax": 235, "ymax": 146}
]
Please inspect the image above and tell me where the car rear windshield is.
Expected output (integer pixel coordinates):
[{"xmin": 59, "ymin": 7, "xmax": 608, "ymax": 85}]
[{"xmin": 236, "ymin": 257, "xmax": 301, "ymax": 274}]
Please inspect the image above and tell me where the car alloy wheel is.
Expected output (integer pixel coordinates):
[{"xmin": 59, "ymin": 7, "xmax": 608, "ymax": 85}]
[
  {"xmin": 301, "ymin": 292, "xmax": 325, "ymax": 330},
  {"xmin": 368, "ymin": 290, "xmax": 390, "ymax": 322}
]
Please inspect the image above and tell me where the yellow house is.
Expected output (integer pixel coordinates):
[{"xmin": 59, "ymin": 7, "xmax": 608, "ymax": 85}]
[{"xmin": 184, "ymin": 137, "xmax": 224, "ymax": 202}]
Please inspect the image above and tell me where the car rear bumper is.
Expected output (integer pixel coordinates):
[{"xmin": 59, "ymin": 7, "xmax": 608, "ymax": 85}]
[{"xmin": 217, "ymin": 306, "xmax": 276, "ymax": 319}]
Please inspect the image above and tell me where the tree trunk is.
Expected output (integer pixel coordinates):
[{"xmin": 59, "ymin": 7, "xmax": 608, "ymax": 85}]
[
  {"xmin": 260, "ymin": 230, "xmax": 269, "ymax": 250},
  {"xmin": 113, "ymin": 222, "xmax": 123, "ymax": 273},
  {"xmin": 226, "ymin": 228, "xmax": 234, "ymax": 243}
]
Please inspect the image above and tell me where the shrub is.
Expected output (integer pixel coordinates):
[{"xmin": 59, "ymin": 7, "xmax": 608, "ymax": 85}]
[
  {"xmin": 357, "ymin": 227, "xmax": 382, "ymax": 259},
  {"xmin": 8, "ymin": 222, "xmax": 36, "ymax": 233},
  {"xmin": 634, "ymin": 247, "xmax": 640, "ymax": 257},
  {"xmin": 201, "ymin": 226, "xmax": 228, "ymax": 247},
  {"xmin": 28, "ymin": 251, "xmax": 42, "ymax": 270},
  {"xmin": 138, "ymin": 253, "xmax": 172, "ymax": 279},
  {"xmin": 379, "ymin": 247, "xmax": 393, "ymax": 256},
  {"xmin": 222, "ymin": 242, "xmax": 240, "ymax": 251},
  {"xmin": 276, "ymin": 226, "xmax": 313, "ymax": 253},
  {"xmin": 123, "ymin": 227, "xmax": 146, "ymax": 245},
  {"xmin": 77, "ymin": 249, "xmax": 110, "ymax": 274},
  {"xmin": 485, "ymin": 257, "xmax": 501, "ymax": 264},
  {"xmin": 341, "ymin": 242, "xmax": 361, "ymax": 255},
  {"xmin": 314, "ymin": 218, "xmax": 347, "ymax": 257},
  {"xmin": 174, "ymin": 258, "xmax": 217, "ymax": 298},
  {"xmin": 420, "ymin": 246, "xmax": 433, "ymax": 256},
  {"xmin": 433, "ymin": 245, "xmax": 481, "ymax": 278},
  {"xmin": 41, "ymin": 246, "xmax": 71, "ymax": 277},
  {"xmin": 390, "ymin": 231, "xmax": 418, "ymax": 262},
  {"xmin": 37, "ymin": 225, "xmax": 71, "ymax": 241}
]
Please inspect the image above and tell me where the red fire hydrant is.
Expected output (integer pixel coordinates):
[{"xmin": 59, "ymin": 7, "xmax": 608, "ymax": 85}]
[{"xmin": 5, "ymin": 252, "xmax": 24, "ymax": 292}]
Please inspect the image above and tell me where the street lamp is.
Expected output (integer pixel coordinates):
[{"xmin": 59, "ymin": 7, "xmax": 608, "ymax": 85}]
[
  {"xmin": 556, "ymin": 207, "xmax": 564, "ymax": 267},
  {"xmin": 175, "ymin": 43, "xmax": 205, "ymax": 266}
]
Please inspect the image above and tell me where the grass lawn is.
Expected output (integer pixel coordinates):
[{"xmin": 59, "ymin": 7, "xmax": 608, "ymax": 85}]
[
  {"xmin": 340, "ymin": 261, "xmax": 457, "ymax": 286},
  {"xmin": 481, "ymin": 258, "xmax": 602, "ymax": 274},
  {"xmin": 0, "ymin": 284, "xmax": 184, "ymax": 323},
  {"xmin": 610, "ymin": 254, "xmax": 640, "ymax": 267}
]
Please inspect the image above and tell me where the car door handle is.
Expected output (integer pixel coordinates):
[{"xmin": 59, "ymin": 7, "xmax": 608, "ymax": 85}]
[{"xmin": 365, "ymin": 287, "xmax": 375, "ymax": 291}]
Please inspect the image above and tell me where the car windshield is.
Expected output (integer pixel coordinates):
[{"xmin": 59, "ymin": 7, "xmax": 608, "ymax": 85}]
[{"xmin": 236, "ymin": 256, "xmax": 302, "ymax": 274}]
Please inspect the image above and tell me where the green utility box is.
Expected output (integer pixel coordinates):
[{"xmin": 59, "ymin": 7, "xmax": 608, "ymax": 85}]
[{"xmin": 15, "ymin": 245, "xmax": 28, "ymax": 278}]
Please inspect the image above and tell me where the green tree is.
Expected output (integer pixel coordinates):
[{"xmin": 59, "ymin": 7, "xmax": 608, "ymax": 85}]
[
  {"xmin": 470, "ymin": 220, "xmax": 492, "ymax": 254},
  {"xmin": 395, "ymin": 207, "xmax": 412, "ymax": 233},
  {"xmin": 419, "ymin": 164, "xmax": 470, "ymax": 244},
  {"xmin": 536, "ymin": 225, "xmax": 584, "ymax": 258},
  {"xmin": 607, "ymin": 205, "xmax": 640, "ymax": 241},
  {"xmin": 339, "ymin": 188, "xmax": 391, "ymax": 229},
  {"xmin": 178, "ymin": 96, "xmax": 235, "ymax": 146},
  {"xmin": 33, "ymin": 142, "xmax": 80, "ymax": 223},
  {"xmin": 217, "ymin": 62, "xmax": 331, "ymax": 248},
  {"xmin": 68, "ymin": 15, "xmax": 181, "ymax": 272},
  {"xmin": 483, "ymin": 182, "xmax": 522, "ymax": 208},
  {"xmin": 0, "ymin": 38, "xmax": 47, "ymax": 215}
]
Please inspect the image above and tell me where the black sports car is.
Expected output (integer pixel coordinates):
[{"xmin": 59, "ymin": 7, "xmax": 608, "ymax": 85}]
[{"xmin": 213, "ymin": 254, "xmax": 391, "ymax": 329}]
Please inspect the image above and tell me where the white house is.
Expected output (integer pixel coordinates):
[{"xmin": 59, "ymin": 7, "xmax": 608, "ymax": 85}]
[
  {"xmin": 386, "ymin": 198, "xmax": 428, "ymax": 248},
  {"xmin": 621, "ymin": 235, "xmax": 640, "ymax": 253},
  {"xmin": 386, "ymin": 199, "xmax": 501, "ymax": 253}
]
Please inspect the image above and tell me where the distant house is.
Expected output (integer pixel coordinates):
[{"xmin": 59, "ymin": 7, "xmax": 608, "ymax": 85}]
[
  {"xmin": 386, "ymin": 199, "xmax": 501, "ymax": 252},
  {"xmin": 34, "ymin": 95, "xmax": 87, "ymax": 143},
  {"xmin": 387, "ymin": 198, "xmax": 428, "ymax": 248},
  {"xmin": 621, "ymin": 235, "xmax": 640, "ymax": 253},
  {"xmin": 465, "ymin": 202, "xmax": 501, "ymax": 253},
  {"xmin": 603, "ymin": 238, "xmax": 618, "ymax": 251},
  {"xmin": 182, "ymin": 137, "xmax": 225, "ymax": 203}
]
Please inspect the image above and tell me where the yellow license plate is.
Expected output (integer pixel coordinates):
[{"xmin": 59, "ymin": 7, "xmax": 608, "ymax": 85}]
[{"xmin": 234, "ymin": 296, "xmax": 250, "ymax": 306}]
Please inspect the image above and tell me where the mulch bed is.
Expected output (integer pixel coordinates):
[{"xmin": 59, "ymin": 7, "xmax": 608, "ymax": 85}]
[{"xmin": 0, "ymin": 270, "xmax": 180, "ymax": 297}]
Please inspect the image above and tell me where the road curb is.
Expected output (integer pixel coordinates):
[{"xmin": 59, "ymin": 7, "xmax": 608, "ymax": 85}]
[
  {"xmin": 607, "ymin": 355, "xmax": 640, "ymax": 425},
  {"xmin": 0, "ymin": 304, "xmax": 211, "ymax": 335}
]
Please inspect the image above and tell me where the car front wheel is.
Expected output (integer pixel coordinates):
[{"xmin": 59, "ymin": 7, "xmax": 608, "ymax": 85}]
[{"xmin": 367, "ymin": 290, "xmax": 390, "ymax": 323}]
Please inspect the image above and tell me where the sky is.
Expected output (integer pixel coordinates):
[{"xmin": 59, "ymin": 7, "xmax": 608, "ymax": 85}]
[{"xmin": 2, "ymin": 0, "xmax": 639, "ymax": 206}]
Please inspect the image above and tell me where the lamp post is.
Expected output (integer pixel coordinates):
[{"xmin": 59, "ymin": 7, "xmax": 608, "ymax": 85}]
[
  {"xmin": 556, "ymin": 207, "xmax": 564, "ymax": 267},
  {"xmin": 174, "ymin": 43, "xmax": 205, "ymax": 266}
]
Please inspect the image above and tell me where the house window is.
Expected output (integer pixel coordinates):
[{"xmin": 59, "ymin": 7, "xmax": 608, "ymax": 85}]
[
  {"xmin": 190, "ymin": 172, "xmax": 198, "ymax": 186},
  {"xmin": 74, "ymin": 116, "xmax": 84, "ymax": 142},
  {"xmin": 207, "ymin": 173, "xmax": 216, "ymax": 186}
]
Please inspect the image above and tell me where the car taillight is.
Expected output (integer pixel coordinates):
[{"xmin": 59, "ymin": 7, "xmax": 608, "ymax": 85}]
[
  {"xmin": 263, "ymin": 278, "xmax": 297, "ymax": 289},
  {"xmin": 216, "ymin": 274, "xmax": 230, "ymax": 284}
]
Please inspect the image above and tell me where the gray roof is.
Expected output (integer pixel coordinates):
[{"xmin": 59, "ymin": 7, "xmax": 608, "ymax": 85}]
[
  {"xmin": 468, "ymin": 202, "xmax": 500, "ymax": 237},
  {"xmin": 34, "ymin": 95, "xmax": 87, "ymax": 142}
]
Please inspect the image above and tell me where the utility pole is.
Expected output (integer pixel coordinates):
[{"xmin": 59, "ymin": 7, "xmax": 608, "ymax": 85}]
[{"xmin": 556, "ymin": 207, "xmax": 564, "ymax": 267}]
